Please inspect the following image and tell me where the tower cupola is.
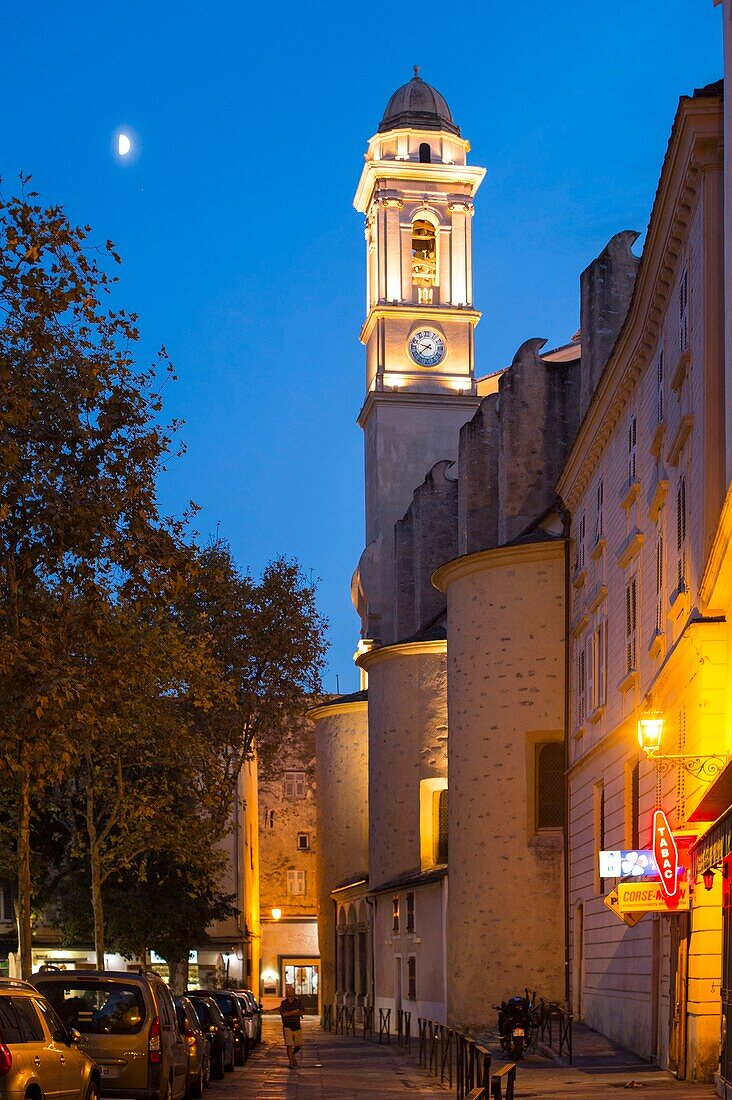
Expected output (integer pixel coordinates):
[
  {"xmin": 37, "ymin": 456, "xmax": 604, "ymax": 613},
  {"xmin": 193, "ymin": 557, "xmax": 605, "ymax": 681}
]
[{"xmin": 379, "ymin": 67, "xmax": 460, "ymax": 136}]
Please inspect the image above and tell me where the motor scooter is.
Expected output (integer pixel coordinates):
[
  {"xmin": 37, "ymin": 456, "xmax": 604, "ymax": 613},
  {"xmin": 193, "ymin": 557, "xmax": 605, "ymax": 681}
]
[{"xmin": 493, "ymin": 988, "xmax": 537, "ymax": 1059}]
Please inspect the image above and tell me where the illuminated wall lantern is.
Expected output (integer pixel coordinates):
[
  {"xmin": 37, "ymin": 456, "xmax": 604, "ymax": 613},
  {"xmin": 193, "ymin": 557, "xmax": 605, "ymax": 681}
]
[
  {"xmin": 271, "ymin": 907, "xmax": 282, "ymax": 921},
  {"xmin": 703, "ymin": 868, "xmax": 715, "ymax": 891},
  {"xmin": 638, "ymin": 712, "xmax": 664, "ymax": 756}
]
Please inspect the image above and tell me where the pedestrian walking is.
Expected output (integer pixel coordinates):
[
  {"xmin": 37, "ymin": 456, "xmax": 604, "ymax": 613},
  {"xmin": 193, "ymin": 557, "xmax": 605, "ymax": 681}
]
[{"xmin": 279, "ymin": 984, "xmax": 304, "ymax": 1068}]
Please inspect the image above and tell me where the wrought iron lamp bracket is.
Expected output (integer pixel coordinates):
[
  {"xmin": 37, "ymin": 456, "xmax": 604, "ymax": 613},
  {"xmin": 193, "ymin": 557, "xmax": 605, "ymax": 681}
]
[{"xmin": 648, "ymin": 753, "xmax": 729, "ymax": 781}]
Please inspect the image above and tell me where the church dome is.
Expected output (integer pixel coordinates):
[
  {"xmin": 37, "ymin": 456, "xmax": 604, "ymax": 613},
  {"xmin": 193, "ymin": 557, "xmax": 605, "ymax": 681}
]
[{"xmin": 378, "ymin": 67, "xmax": 460, "ymax": 136}]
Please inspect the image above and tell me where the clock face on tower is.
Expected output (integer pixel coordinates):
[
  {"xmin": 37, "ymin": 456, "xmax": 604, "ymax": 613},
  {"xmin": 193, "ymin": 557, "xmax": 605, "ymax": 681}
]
[{"xmin": 409, "ymin": 329, "xmax": 446, "ymax": 368}]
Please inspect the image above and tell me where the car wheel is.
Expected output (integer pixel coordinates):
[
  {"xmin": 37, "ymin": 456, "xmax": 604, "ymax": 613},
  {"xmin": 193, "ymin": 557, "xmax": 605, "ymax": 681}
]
[
  {"xmin": 86, "ymin": 1081, "xmax": 100, "ymax": 1100},
  {"xmin": 202, "ymin": 1055, "xmax": 211, "ymax": 1091},
  {"xmin": 190, "ymin": 1065, "xmax": 203, "ymax": 1100},
  {"xmin": 211, "ymin": 1049, "xmax": 224, "ymax": 1081},
  {"xmin": 224, "ymin": 1046, "xmax": 234, "ymax": 1073},
  {"xmin": 233, "ymin": 1041, "xmax": 244, "ymax": 1068}
]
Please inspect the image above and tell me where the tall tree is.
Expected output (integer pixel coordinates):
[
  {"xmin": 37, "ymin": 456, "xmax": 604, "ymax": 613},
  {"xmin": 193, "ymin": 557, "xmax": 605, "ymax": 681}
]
[{"xmin": 0, "ymin": 176, "xmax": 183, "ymax": 974}]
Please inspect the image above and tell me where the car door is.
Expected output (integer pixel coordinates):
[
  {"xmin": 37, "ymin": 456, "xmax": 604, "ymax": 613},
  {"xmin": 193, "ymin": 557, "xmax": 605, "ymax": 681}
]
[
  {"xmin": 13, "ymin": 995, "xmax": 63, "ymax": 1100},
  {"xmin": 34, "ymin": 996, "xmax": 89, "ymax": 1100},
  {"xmin": 158, "ymin": 986, "xmax": 186, "ymax": 1099}
]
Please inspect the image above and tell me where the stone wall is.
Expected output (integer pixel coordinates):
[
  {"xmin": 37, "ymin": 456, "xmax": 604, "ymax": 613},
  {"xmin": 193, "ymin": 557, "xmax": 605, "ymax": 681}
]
[
  {"xmin": 435, "ymin": 543, "xmax": 566, "ymax": 1027},
  {"xmin": 311, "ymin": 698, "xmax": 369, "ymax": 1005}
]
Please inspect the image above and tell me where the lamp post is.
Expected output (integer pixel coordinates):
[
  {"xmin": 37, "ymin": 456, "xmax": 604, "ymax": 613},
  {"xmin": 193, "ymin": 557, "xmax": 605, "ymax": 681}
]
[{"xmin": 637, "ymin": 710, "xmax": 728, "ymax": 781}]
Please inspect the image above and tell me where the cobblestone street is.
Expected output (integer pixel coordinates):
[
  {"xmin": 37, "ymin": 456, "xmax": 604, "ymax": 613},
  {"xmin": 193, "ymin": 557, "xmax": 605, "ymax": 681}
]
[{"xmin": 219, "ymin": 1017, "xmax": 718, "ymax": 1099}]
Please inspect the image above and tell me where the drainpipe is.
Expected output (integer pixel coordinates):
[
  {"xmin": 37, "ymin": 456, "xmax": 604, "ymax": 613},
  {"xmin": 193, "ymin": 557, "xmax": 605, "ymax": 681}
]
[{"xmin": 561, "ymin": 504, "xmax": 572, "ymax": 1008}]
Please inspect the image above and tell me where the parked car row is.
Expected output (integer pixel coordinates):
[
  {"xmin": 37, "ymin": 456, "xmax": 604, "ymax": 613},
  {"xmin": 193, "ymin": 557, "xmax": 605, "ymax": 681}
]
[{"xmin": 0, "ymin": 969, "xmax": 263, "ymax": 1100}]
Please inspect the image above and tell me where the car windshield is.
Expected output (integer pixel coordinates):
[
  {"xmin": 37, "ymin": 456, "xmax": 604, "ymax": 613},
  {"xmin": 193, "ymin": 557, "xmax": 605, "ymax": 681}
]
[
  {"xmin": 210, "ymin": 993, "xmax": 236, "ymax": 1017},
  {"xmin": 36, "ymin": 981, "xmax": 146, "ymax": 1035}
]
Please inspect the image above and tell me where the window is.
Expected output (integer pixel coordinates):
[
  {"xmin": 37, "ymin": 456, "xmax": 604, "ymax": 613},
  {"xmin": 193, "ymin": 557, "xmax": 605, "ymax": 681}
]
[
  {"xmin": 287, "ymin": 869, "xmax": 306, "ymax": 896},
  {"xmin": 625, "ymin": 574, "xmax": 638, "ymax": 674},
  {"xmin": 0, "ymin": 1000, "xmax": 23, "ymax": 1043},
  {"xmin": 411, "ymin": 219, "xmax": 436, "ymax": 304},
  {"xmin": 0, "ymin": 885, "xmax": 11, "ymax": 922},
  {"xmin": 392, "ymin": 897, "xmax": 400, "ymax": 934},
  {"xmin": 34, "ymin": 981, "xmax": 146, "ymax": 1035},
  {"xmin": 629, "ymin": 762, "xmax": 640, "ymax": 849},
  {"xmin": 594, "ymin": 479, "xmax": 604, "ymax": 544},
  {"xmin": 576, "ymin": 512, "xmax": 586, "ymax": 572},
  {"xmin": 591, "ymin": 618, "xmax": 606, "ymax": 710},
  {"xmin": 437, "ymin": 789, "xmax": 448, "ymax": 863},
  {"xmin": 418, "ymin": 142, "xmax": 431, "ymax": 164},
  {"xmin": 679, "ymin": 268, "xmax": 688, "ymax": 353},
  {"xmin": 297, "ymin": 832, "xmax": 311, "ymax": 851},
  {"xmin": 655, "ymin": 529, "xmax": 665, "ymax": 633},
  {"xmin": 407, "ymin": 956, "xmax": 416, "ymax": 1001},
  {"xmin": 577, "ymin": 645, "xmax": 587, "ymax": 726},
  {"xmin": 676, "ymin": 477, "xmax": 687, "ymax": 593},
  {"xmin": 536, "ymin": 743, "xmax": 564, "ymax": 829},
  {"xmin": 406, "ymin": 892, "xmax": 415, "ymax": 933},
  {"xmin": 656, "ymin": 349, "xmax": 664, "ymax": 424},
  {"xmin": 627, "ymin": 414, "xmax": 637, "ymax": 488},
  {"xmin": 595, "ymin": 782, "xmax": 606, "ymax": 894},
  {"xmin": 13, "ymin": 998, "xmax": 45, "ymax": 1042},
  {"xmin": 283, "ymin": 772, "xmax": 306, "ymax": 800},
  {"xmin": 265, "ymin": 809, "xmax": 275, "ymax": 829}
]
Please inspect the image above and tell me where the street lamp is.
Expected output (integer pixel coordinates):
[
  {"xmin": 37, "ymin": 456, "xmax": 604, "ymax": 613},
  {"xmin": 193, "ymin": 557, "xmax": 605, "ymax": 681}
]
[
  {"xmin": 637, "ymin": 708, "xmax": 729, "ymax": 781},
  {"xmin": 271, "ymin": 908, "xmax": 282, "ymax": 921}
]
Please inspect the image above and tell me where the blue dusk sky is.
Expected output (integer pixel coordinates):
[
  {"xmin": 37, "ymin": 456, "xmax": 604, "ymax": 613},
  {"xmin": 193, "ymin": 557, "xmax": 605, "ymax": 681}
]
[{"xmin": 4, "ymin": 2, "xmax": 723, "ymax": 692}]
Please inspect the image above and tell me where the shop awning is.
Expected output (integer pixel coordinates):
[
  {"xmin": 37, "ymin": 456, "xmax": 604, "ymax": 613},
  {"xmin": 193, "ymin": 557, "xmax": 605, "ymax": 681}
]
[{"xmin": 688, "ymin": 758, "xmax": 732, "ymax": 823}]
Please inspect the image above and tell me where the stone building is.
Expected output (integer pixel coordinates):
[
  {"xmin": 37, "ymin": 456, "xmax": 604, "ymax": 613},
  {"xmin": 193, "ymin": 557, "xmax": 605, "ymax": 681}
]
[
  {"xmin": 313, "ymin": 15, "xmax": 732, "ymax": 1088},
  {"xmin": 258, "ymin": 718, "xmax": 320, "ymax": 1011}
]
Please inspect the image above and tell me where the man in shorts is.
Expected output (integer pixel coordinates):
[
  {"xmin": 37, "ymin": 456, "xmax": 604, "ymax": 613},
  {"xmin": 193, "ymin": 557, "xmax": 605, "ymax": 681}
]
[{"xmin": 279, "ymin": 985, "xmax": 304, "ymax": 1067}]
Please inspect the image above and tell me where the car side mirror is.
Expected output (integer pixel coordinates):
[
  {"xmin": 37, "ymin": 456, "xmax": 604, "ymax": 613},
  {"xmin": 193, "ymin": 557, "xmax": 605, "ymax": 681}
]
[{"xmin": 68, "ymin": 1028, "xmax": 82, "ymax": 1044}]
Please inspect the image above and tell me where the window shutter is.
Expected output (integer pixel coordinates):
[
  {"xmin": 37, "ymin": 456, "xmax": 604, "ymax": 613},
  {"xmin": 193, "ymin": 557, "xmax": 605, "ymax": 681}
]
[
  {"xmin": 586, "ymin": 634, "xmax": 594, "ymax": 715},
  {"xmin": 595, "ymin": 479, "xmax": 604, "ymax": 542},
  {"xmin": 577, "ymin": 513, "xmax": 586, "ymax": 570},
  {"xmin": 677, "ymin": 478, "xmax": 687, "ymax": 591},
  {"xmin": 577, "ymin": 647, "xmax": 586, "ymax": 724},
  {"xmin": 625, "ymin": 577, "xmax": 637, "ymax": 673},
  {"xmin": 627, "ymin": 415, "xmax": 637, "ymax": 487},
  {"xmin": 656, "ymin": 533, "xmax": 664, "ymax": 633},
  {"xmin": 657, "ymin": 350, "xmax": 664, "ymax": 424},
  {"xmin": 679, "ymin": 269, "xmax": 688, "ymax": 353}
]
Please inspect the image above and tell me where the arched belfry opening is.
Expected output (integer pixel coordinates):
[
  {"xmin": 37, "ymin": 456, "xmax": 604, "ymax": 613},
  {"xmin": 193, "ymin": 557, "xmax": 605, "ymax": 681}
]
[
  {"xmin": 412, "ymin": 218, "xmax": 437, "ymax": 304},
  {"xmin": 419, "ymin": 141, "xmax": 431, "ymax": 163}
]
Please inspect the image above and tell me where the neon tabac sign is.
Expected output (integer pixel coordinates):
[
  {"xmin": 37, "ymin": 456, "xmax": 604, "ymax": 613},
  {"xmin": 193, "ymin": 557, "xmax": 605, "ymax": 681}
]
[{"xmin": 652, "ymin": 809, "xmax": 679, "ymax": 899}]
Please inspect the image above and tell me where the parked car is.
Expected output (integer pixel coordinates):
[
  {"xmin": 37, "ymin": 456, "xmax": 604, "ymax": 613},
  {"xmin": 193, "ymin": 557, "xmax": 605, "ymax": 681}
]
[
  {"xmin": 234, "ymin": 991, "xmax": 261, "ymax": 1045},
  {"xmin": 0, "ymin": 977, "xmax": 100, "ymax": 1100},
  {"xmin": 232, "ymin": 995, "xmax": 256, "ymax": 1048},
  {"xmin": 32, "ymin": 969, "xmax": 187, "ymax": 1100},
  {"xmin": 184, "ymin": 997, "xmax": 233, "ymax": 1080},
  {"xmin": 174, "ymin": 998, "xmax": 209, "ymax": 1099},
  {"xmin": 188, "ymin": 992, "xmax": 247, "ymax": 1066}
]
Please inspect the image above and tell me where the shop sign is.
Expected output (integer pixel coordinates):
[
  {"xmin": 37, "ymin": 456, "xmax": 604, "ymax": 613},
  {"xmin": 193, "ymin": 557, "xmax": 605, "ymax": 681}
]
[
  {"xmin": 598, "ymin": 850, "xmax": 658, "ymax": 878},
  {"xmin": 652, "ymin": 809, "xmax": 679, "ymax": 899},
  {"xmin": 603, "ymin": 887, "xmax": 644, "ymax": 927},
  {"xmin": 617, "ymin": 880, "xmax": 690, "ymax": 913}
]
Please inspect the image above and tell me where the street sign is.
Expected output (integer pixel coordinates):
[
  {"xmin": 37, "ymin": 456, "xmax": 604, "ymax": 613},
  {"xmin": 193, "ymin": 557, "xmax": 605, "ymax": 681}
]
[
  {"xmin": 652, "ymin": 809, "xmax": 680, "ymax": 899},
  {"xmin": 599, "ymin": 850, "xmax": 658, "ymax": 878},
  {"xmin": 603, "ymin": 887, "xmax": 644, "ymax": 927},
  {"xmin": 617, "ymin": 880, "xmax": 690, "ymax": 913}
]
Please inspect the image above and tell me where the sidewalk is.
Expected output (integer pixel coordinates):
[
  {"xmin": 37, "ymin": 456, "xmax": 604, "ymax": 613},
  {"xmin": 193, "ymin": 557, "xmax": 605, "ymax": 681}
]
[{"xmin": 236, "ymin": 1015, "xmax": 717, "ymax": 1098}]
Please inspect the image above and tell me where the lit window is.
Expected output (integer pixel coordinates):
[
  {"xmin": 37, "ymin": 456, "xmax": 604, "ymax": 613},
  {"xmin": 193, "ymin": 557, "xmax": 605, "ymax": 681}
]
[
  {"xmin": 392, "ymin": 897, "xmax": 400, "ymax": 934},
  {"xmin": 437, "ymin": 790, "xmax": 448, "ymax": 864},
  {"xmin": 287, "ymin": 870, "xmax": 306, "ymax": 896},
  {"xmin": 297, "ymin": 832, "xmax": 310, "ymax": 851},
  {"xmin": 536, "ymin": 744, "xmax": 564, "ymax": 830},
  {"xmin": 284, "ymin": 771, "xmax": 307, "ymax": 800}
]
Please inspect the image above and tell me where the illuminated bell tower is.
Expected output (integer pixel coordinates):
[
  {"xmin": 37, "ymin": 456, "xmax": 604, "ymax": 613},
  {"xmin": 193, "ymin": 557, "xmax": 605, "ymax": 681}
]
[{"xmin": 352, "ymin": 68, "xmax": 486, "ymax": 646}]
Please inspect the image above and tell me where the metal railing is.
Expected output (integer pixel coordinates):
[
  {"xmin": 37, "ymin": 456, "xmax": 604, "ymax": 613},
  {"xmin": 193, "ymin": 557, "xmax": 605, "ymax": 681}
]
[
  {"xmin": 395, "ymin": 1009, "xmax": 411, "ymax": 1051},
  {"xmin": 535, "ymin": 998, "xmax": 573, "ymax": 1064}
]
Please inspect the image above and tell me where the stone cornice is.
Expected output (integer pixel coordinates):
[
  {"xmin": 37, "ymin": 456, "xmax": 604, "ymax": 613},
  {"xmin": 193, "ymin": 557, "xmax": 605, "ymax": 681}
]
[
  {"xmin": 359, "ymin": 304, "xmax": 481, "ymax": 346},
  {"xmin": 355, "ymin": 638, "xmax": 447, "ymax": 671},
  {"xmin": 557, "ymin": 95, "xmax": 723, "ymax": 510},
  {"xmin": 354, "ymin": 157, "xmax": 485, "ymax": 213},
  {"xmin": 357, "ymin": 388, "xmax": 480, "ymax": 429},
  {"xmin": 308, "ymin": 699, "xmax": 368, "ymax": 721},
  {"xmin": 432, "ymin": 539, "xmax": 566, "ymax": 593}
]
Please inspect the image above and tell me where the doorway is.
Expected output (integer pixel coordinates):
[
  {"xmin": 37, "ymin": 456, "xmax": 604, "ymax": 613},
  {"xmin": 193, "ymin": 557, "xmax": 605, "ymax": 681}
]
[
  {"xmin": 572, "ymin": 903, "xmax": 584, "ymax": 1020},
  {"xmin": 394, "ymin": 956, "xmax": 403, "ymax": 1014},
  {"xmin": 282, "ymin": 959, "xmax": 320, "ymax": 1015}
]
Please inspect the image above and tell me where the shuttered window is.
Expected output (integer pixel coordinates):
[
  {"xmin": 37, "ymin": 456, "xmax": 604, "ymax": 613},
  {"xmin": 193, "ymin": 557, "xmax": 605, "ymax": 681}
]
[
  {"xmin": 625, "ymin": 575, "xmax": 638, "ymax": 674},
  {"xmin": 287, "ymin": 869, "xmax": 306, "ymax": 895},
  {"xmin": 437, "ymin": 789, "xmax": 448, "ymax": 864},
  {"xmin": 576, "ymin": 512, "xmax": 586, "ymax": 571},
  {"xmin": 283, "ymin": 771, "xmax": 307, "ymax": 799},
  {"xmin": 592, "ymin": 618, "xmax": 606, "ymax": 709},
  {"xmin": 677, "ymin": 477, "xmax": 687, "ymax": 592},
  {"xmin": 595, "ymin": 479, "xmax": 604, "ymax": 543},
  {"xmin": 407, "ymin": 956, "xmax": 416, "ymax": 1000},
  {"xmin": 655, "ymin": 531, "xmax": 665, "ymax": 633},
  {"xmin": 627, "ymin": 414, "xmax": 637, "ymax": 488},
  {"xmin": 577, "ymin": 647, "xmax": 587, "ymax": 725},
  {"xmin": 679, "ymin": 268, "xmax": 688, "ymax": 353},
  {"xmin": 656, "ymin": 349, "xmax": 664, "ymax": 424}
]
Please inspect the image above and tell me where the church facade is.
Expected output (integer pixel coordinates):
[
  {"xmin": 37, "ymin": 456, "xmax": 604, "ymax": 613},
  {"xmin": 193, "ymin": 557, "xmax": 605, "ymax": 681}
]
[{"xmin": 313, "ymin": 13, "xmax": 732, "ymax": 1086}]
